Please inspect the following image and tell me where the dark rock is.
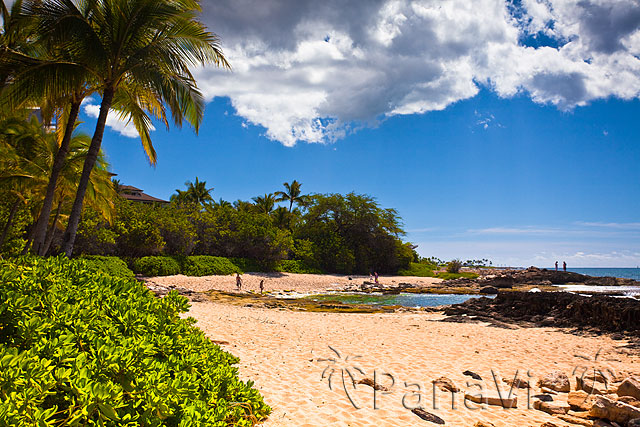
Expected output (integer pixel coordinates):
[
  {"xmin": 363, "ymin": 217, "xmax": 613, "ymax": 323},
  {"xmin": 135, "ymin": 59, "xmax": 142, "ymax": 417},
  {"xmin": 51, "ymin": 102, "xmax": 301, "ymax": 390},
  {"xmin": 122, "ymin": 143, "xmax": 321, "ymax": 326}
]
[
  {"xmin": 444, "ymin": 291, "xmax": 640, "ymax": 333},
  {"xmin": 480, "ymin": 286, "xmax": 498, "ymax": 294},
  {"xmin": 411, "ymin": 408, "xmax": 445, "ymax": 424},
  {"xmin": 357, "ymin": 378, "xmax": 390, "ymax": 391},
  {"xmin": 432, "ymin": 376, "xmax": 460, "ymax": 392},
  {"xmin": 463, "ymin": 370, "xmax": 482, "ymax": 380},
  {"xmin": 533, "ymin": 394, "xmax": 554, "ymax": 402}
]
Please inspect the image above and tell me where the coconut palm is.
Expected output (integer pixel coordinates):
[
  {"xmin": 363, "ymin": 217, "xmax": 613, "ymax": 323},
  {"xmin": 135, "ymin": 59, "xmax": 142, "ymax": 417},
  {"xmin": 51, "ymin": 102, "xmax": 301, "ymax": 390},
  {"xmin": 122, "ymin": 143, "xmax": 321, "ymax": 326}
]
[
  {"xmin": 29, "ymin": 0, "xmax": 230, "ymax": 256},
  {"xmin": 172, "ymin": 177, "xmax": 213, "ymax": 207},
  {"xmin": 0, "ymin": 111, "xmax": 115, "ymax": 254},
  {"xmin": 252, "ymin": 193, "xmax": 276, "ymax": 214},
  {"xmin": 275, "ymin": 180, "xmax": 311, "ymax": 212}
]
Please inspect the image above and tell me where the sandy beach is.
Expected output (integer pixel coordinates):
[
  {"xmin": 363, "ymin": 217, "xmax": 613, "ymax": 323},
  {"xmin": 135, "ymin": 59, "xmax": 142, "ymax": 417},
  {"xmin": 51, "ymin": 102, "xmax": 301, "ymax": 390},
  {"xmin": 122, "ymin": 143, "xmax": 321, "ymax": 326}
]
[
  {"xmin": 163, "ymin": 274, "xmax": 640, "ymax": 426},
  {"xmin": 145, "ymin": 272, "xmax": 444, "ymax": 294}
]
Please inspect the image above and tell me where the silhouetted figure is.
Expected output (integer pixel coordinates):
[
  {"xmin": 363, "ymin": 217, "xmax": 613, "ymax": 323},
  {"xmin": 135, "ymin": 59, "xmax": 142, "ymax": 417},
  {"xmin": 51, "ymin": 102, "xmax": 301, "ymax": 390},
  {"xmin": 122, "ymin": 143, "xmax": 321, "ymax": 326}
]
[
  {"xmin": 555, "ymin": 261, "xmax": 558, "ymax": 271},
  {"xmin": 236, "ymin": 273, "xmax": 242, "ymax": 291},
  {"xmin": 374, "ymin": 271, "xmax": 379, "ymax": 284},
  {"xmin": 259, "ymin": 279, "xmax": 264, "ymax": 293},
  {"xmin": 562, "ymin": 261, "xmax": 567, "ymax": 272}
]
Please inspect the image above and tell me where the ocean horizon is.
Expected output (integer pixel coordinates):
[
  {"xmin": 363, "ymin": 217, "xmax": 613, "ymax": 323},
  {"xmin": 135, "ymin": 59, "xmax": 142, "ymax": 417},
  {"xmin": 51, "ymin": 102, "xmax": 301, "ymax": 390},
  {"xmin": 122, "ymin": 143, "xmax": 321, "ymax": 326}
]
[{"xmin": 565, "ymin": 267, "xmax": 640, "ymax": 281}]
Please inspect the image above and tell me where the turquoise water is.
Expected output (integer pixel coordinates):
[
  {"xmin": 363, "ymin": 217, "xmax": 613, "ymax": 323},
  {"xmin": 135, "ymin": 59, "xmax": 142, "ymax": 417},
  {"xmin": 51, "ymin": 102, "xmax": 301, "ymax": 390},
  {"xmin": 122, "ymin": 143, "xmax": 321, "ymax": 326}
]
[
  {"xmin": 304, "ymin": 292, "xmax": 490, "ymax": 308},
  {"xmin": 567, "ymin": 268, "xmax": 640, "ymax": 281}
]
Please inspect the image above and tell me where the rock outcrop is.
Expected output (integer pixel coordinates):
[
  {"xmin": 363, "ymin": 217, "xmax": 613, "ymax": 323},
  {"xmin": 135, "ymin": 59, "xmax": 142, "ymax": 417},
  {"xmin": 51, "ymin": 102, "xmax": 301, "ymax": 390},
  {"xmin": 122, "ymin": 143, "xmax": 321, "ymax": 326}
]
[{"xmin": 444, "ymin": 291, "xmax": 640, "ymax": 333}]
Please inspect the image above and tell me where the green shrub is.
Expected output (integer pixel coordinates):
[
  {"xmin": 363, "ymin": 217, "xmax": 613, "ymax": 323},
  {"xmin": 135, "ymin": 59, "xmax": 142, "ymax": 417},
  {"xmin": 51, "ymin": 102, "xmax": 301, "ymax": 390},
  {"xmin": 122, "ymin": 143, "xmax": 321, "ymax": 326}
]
[
  {"xmin": 79, "ymin": 255, "xmax": 135, "ymax": 279},
  {"xmin": 181, "ymin": 256, "xmax": 238, "ymax": 276},
  {"xmin": 398, "ymin": 262, "xmax": 435, "ymax": 277},
  {"xmin": 446, "ymin": 259, "xmax": 462, "ymax": 273},
  {"xmin": 230, "ymin": 257, "xmax": 266, "ymax": 273},
  {"xmin": 0, "ymin": 256, "xmax": 270, "ymax": 425},
  {"xmin": 275, "ymin": 259, "xmax": 324, "ymax": 274},
  {"xmin": 131, "ymin": 256, "xmax": 181, "ymax": 276}
]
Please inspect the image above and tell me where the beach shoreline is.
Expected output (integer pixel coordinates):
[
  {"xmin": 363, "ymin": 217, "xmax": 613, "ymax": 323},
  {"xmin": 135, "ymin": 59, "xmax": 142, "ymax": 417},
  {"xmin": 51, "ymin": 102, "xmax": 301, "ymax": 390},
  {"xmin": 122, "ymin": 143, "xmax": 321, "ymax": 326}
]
[{"xmin": 160, "ymin": 273, "xmax": 640, "ymax": 426}]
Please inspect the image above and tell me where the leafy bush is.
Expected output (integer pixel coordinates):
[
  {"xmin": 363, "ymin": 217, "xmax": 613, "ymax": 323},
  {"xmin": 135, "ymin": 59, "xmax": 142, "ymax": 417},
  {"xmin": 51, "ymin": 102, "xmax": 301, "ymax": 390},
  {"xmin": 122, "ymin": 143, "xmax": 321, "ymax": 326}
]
[
  {"xmin": 180, "ymin": 256, "xmax": 238, "ymax": 276},
  {"xmin": 275, "ymin": 259, "xmax": 324, "ymax": 274},
  {"xmin": 446, "ymin": 259, "xmax": 462, "ymax": 273},
  {"xmin": 79, "ymin": 255, "xmax": 134, "ymax": 279},
  {"xmin": 397, "ymin": 262, "xmax": 435, "ymax": 277},
  {"xmin": 230, "ymin": 257, "xmax": 266, "ymax": 273},
  {"xmin": 0, "ymin": 256, "xmax": 270, "ymax": 425},
  {"xmin": 131, "ymin": 256, "xmax": 181, "ymax": 276}
]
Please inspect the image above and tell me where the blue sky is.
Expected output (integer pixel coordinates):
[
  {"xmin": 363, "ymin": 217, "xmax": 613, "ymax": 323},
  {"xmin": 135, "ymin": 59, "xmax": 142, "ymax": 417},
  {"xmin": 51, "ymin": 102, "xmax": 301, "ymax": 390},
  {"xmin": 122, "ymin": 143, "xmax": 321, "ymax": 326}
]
[
  {"xmin": 80, "ymin": 0, "xmax": 640, "ymax": 267},
  {"xmin": 78, "ymin": 88, "xmax": 640, "ymax": 267}
]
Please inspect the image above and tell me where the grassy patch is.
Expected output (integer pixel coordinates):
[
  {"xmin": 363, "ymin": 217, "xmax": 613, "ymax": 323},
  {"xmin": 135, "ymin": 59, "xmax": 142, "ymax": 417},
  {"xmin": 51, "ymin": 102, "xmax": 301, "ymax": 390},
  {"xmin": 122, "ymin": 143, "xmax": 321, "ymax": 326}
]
[{"xmin": 397, "ymin": 262, "xmax": 436, "ymax": 277}]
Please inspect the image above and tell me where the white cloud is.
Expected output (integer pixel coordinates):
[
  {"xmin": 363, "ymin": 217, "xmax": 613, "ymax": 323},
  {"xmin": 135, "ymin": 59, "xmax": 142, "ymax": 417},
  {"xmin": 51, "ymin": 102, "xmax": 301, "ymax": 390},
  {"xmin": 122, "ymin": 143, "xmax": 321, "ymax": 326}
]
[
  {"xmin": 82, "ymin": 99, "xmax": 155, "ymax": 139},
  {"xmin": 196, "ymin": 0, "xmax": 640, "ymax": 145}
]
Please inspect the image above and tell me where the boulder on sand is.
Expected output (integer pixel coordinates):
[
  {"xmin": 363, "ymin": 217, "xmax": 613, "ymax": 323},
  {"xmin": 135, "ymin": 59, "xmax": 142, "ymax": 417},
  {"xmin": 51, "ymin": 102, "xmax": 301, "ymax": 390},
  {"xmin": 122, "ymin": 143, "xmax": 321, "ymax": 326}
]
[
  {"xmin": 589, "ymin": 395, "xmax": 640, "ymax": 424},
  {"xmin": 538, "ymin": 371, "xmax": 571, "ymax": 393}
]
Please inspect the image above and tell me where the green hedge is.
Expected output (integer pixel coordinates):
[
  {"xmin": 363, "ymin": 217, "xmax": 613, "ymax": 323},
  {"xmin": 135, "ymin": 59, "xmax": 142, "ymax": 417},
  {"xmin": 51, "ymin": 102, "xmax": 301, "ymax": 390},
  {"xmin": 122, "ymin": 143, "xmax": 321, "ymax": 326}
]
[
  {"xmin": 79, "ymin": 255, "xmax": 135, "ymax": 279},
  {"xmin": 397, "ymin": 262, "xmax": 435, "ymax": 277},
  {"xmin": 275, "ymin": 260, "xmax": 323, "ymax": 274},
  {"xmin": 229, "ymin": 257, "xmax": 265, "ymax": 273},
  {"xmin": 0, "ymin": 256, "xmax": 270, "ymax": 425},
  {"xmin": 131, "ymin": 256, "xmax": 181, "ymax": 276},
  {"xmin": 180, "ymin": 256, "xmax": 238, "ymax": 276}
]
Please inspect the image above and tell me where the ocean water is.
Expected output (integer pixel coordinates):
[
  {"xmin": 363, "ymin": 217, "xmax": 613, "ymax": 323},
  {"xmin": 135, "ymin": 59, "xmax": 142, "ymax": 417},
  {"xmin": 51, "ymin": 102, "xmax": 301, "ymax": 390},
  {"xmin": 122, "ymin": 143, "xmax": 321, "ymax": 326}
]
[
  {"xmin": 303, "ymin": 292, "xmax": 490, "ymax": 308},
  {"xmin": 567, "ymin": 268, "xmax": 640, "ymax": 281}
]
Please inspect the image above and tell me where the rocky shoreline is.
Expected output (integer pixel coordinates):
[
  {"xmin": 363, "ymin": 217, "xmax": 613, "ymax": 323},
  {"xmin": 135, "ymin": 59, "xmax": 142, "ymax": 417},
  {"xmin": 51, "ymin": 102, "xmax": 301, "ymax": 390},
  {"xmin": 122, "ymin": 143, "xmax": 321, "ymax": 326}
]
[{"xmin": 444, "ymin": 291, "xmax": 640, "ymax": 335}]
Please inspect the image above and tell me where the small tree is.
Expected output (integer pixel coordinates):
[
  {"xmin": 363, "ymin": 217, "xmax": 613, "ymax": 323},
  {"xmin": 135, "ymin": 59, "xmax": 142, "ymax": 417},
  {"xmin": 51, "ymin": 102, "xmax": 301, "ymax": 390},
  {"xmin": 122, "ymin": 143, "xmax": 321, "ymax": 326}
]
[{"xmin": 446, "ymin": 259, "xmax": 462, "ymax": 273}]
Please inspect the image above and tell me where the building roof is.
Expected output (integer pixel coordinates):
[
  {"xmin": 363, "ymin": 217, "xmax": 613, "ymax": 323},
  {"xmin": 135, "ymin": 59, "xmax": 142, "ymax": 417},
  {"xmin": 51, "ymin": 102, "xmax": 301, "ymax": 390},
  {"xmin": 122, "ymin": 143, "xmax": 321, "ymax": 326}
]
[{"xmin": 119, "ymin": 185, "xmax": 168, "ymax": 204}]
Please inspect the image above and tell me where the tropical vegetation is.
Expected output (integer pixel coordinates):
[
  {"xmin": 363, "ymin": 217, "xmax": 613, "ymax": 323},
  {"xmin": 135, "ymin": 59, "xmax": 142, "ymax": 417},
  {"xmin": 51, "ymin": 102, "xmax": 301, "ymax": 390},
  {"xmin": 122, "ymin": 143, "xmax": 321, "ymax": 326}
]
[{"xmin": 0, "ymin": 256, "xmax": 270, "ymax": 425}]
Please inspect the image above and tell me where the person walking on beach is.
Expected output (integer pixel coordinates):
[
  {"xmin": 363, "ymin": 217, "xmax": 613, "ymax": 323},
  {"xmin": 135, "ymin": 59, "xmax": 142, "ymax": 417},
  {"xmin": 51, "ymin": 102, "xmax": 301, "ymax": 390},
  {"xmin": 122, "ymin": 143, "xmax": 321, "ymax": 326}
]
[
  {"xmin": 563, "ymin": 261, "xmax": 567, "ymax": 272},
  {"xmin": 259, "ymin": 279, "xmax": 264, "ymax": 294},
  {"xmin": 374, "ymin": 271, "xmax": 379, "ymax": 284},
  {"xmin": 555, "ymin": 261, "xmax": 558, "ymax": 271},
  {"xmin": 235, "ymin": 273, "xmax": 242, "ymax": 291}
]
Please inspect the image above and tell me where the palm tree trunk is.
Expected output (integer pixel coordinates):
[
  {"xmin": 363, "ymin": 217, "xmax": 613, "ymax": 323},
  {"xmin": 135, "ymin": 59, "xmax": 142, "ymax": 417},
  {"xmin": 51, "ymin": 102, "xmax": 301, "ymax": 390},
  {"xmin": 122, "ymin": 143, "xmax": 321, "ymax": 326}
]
[
  {"xmin": 43, "ymin": 199, "xmax": 63, "ymax": 256},
  {"xmin": 0, "ymin": 198, "xmax": 21, "ymax": 251},
  {"xmin": 62, "ymin": 87, "xmax": 115, "ymax": 257},
  {"xmin": 21, "ymin": 223, "xmax": 36, "ymax": 255},
  {"xmin": 32, "ymin": 99, "xmax": 82, "ymax": 256}
]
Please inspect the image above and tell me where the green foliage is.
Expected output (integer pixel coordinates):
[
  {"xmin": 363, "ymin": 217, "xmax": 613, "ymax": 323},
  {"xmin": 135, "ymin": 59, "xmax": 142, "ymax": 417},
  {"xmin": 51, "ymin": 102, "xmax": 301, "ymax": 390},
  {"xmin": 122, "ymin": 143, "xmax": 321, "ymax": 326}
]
[
  {"xmin": 0, "ymin": 256, "xmax": 269, "ymax": 426},
  {"xmin": 112, "ymin": 200, "xmax": 165, "ymax": 257},
  {"xmin": 79, "ymin": 255, "xmax": 134, "ymax": 279},
  {"xmin": 230, "ymin": 257, "xmax": 265, "ymax": 273},
  {"xmin": 131, "ymin": 256, "xmax": 181, "ymax": 277},
  {"xmin": 275, "ymin": 260, "xmax": 324, "ymax": 274},
  {"xmin": 446, "ymin": 259, "xmax": 463, "ymax": 273},
  {"xmin": 296, "ymin": 193, "xmax": 409, "ymax": 274},
  {"xmin": 397, "ymin": 262, "xmax": 435, "ymax": 277},
  {"xmin": 180, "ymin": 256, "xmax": 238, "ymax": 276}
]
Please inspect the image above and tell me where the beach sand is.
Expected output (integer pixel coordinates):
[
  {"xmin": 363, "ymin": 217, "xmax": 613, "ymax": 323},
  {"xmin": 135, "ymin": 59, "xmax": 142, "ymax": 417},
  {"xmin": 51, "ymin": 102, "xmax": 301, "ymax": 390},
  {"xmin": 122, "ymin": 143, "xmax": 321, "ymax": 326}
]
[
  {"xmin": 163, "ymin": 274, "xmax": 640, "ymax": 427},
  {"xmin": 145, "ymin": 272, "xmax": 443, "ymax": 294}
]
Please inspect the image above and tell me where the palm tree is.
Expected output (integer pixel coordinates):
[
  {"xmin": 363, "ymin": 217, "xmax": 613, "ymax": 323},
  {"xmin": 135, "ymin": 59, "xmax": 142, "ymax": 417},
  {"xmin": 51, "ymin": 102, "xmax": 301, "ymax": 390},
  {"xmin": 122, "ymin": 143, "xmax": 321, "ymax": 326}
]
[
  {"xmin": 0, "ymin": 111, "xmax": 115, "ymax": 254},
  {"xmin": 275, "ymin": 180, "xmax": 311, "ymax": 212},
  {"xmin": 271, "ymin": 206, "xmax": 292, "ymax": 230},
  {"xmin": 2, "ymin": 1, "xmax": 168, "ymax": 255},
  {"xmin": 172, "ymin": 177, "xmax": 213, "ymax": 207},
  {"xmin": 252, "ymin": 193, "xmax": 276, "ymax": 214},
  {"xmin": 34, "ymin": 0, "xmax": 231, "ymax": 256}
]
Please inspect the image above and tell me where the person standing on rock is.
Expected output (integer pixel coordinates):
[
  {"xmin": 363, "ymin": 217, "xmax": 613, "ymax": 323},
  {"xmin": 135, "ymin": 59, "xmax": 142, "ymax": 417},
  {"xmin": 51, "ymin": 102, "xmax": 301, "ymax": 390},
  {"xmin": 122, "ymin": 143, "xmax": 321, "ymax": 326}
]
[
  {"xmin": 555, "ymin": 261, "xmax": 558, "ymax": 271},
  {"xmin": 562, "ymin": 261, "xmax": 567, "ymax": 272}
]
